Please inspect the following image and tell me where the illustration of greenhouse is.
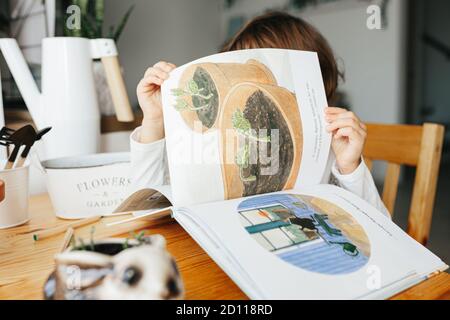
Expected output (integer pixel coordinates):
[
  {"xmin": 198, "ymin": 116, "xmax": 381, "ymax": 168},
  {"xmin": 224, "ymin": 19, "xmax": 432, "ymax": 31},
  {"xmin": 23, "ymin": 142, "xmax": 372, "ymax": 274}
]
[{"xmin": 238, "ymin": 194, "xmax": 371, "ymax": 275}]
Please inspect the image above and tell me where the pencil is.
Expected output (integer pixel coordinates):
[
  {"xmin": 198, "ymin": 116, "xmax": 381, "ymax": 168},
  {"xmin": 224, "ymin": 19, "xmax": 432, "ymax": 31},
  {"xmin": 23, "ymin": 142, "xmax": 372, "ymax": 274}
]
[
  {"xmin": 33, "ymin": 216, "xmax": 101, "ymax": 241},
  {"xmin": 59, "ymin": 227, "xmax": 74, "ymax": 252}
]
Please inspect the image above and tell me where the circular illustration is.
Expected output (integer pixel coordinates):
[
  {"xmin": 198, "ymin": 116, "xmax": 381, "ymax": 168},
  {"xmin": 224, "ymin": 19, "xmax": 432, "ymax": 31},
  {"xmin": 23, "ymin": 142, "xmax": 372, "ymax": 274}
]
[
  {"xmin": 237, "ymin": 194, "xmax": 371, "ymax": 275},
  {"xmin": 219, "ymin": 82, "xmax": 302, "ymax": 200}
]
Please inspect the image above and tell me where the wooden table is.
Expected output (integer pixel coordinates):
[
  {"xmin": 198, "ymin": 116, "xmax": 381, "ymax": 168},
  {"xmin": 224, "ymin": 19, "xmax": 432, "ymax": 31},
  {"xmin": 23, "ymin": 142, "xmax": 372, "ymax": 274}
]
[{"xmin": 0, "ymin": 194, "xmax": 449, "ymax": 300}]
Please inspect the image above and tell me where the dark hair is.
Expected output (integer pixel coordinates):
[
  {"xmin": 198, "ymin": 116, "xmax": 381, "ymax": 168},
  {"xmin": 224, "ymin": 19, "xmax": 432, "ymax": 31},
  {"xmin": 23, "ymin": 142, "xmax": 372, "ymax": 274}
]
[{"xmin": 221, "ymin": 11, "xmax": 343, "ymax": 103}]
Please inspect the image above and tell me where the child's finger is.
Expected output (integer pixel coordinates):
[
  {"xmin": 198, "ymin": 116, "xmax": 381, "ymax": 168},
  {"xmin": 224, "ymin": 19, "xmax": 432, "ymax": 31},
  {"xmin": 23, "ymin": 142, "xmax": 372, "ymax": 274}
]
[
  {"xmin": 326, "ymin": 112, "xmax": 366, "ymax": 132},
  {"xmin": 144, "ymin": 66, "xmax": 160, "ymax": 78},
  {"xmin": 137, "ymin": 76, "xmax": 160, "ymax": 94},
  {"xmin": 334, "ymin": 127, "xmax": 364, "ymax": 140},
  {"xmin": 142, "ymin": 75, "xmax": 163, "ymax": 87},
  {"xmin": 325, "ymin": 107, "xmax": 348, "ymax": 114},
  {"xmin": 326, "ymin": 111, "xmax": 358, "ymax": 121},
  {"xmin": 143, "ymin": 66, "xmax": 153, "ymax": 77},
  {"xmin": 326, "ymin": 118, "xmax": 362, "ymax": 133},
  {"xmin": 159, "ymin": 62, "xmax": 177, "ymax": 73},
  {"xmin": 145, "ymin": 67, "xmax": 169, "ymax": 81},
  {"xmin": 166, "ymin": 62, "xmax": 177, "ymax": 69},
  {"xmin": 154, "ymin": 61, "xmax": 175, "ymax": 73}
]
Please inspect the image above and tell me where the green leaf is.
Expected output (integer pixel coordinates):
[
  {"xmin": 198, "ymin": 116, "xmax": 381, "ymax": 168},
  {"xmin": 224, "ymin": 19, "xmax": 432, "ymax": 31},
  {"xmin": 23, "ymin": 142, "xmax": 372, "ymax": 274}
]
[
  {"xmin": 122, "ymin": 238, "xmax": 129, "ymax": 250},
  {"xmin": 236, "ymin": 144, "xmax": 250, "ymax": 168},
  {"xmin": 232, "ymin": 109, "xmax": 271, "ymax": 142},
  {"xmin": 174, "ymin": 98, "xmax": 188, "ymax": 111},
  {"xmin": 232, "ymin": 109, "xmax": 251, "ymax": 133},
  {"xmin": 134, "ymin": 231, "xmax": 146, "ymax": 243},
  {"xmin": 171, "ymin": 88, "xmax": 186, "ymax": 97},
  {"xmin": 81, "ymin": 14, "xmax": 98, "ymax": 38},
  {"xmin": 187, "ymin": 79, "xmax": 199, "ymax": 95},
  {"xmin": 94, "ymin": 0, "xmax": 104, "ymax": 37},
  {"xmin": 77, "ymin": 0, "xmax": 89, "ymax": 16},
  {"xmin": 113, "ymin": 4, "xmax": 135, "ymax": 42}
]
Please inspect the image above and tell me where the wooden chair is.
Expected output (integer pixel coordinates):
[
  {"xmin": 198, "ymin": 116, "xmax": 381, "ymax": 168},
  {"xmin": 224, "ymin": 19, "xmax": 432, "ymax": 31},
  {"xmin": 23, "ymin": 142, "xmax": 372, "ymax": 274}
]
[{"xmin": 363, "ymin": 123, "xmax": 445, "ymax": 246}]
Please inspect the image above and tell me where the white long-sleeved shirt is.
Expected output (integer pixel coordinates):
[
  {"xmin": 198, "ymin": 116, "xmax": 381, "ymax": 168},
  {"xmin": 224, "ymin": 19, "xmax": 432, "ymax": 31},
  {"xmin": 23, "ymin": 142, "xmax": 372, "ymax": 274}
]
[{"xmin": 129, "ymin": 127, "xmax": 390, "ymax": 217}]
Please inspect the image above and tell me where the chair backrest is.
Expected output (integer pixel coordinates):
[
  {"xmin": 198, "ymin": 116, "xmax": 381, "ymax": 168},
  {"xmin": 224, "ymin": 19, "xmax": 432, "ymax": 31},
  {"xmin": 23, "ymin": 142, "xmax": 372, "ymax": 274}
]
[{"xmin": 363, "ymin": 123, "xmax": 445, "ymax": 246}]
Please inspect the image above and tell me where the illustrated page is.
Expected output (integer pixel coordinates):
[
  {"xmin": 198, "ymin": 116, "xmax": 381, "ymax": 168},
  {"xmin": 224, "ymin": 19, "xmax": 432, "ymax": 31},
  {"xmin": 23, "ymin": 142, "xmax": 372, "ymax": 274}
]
[
  {"xmin": 175, "ymin": 185, "xmax": 446, "ymax": 299},
  {"xmin": 162, "ymin": 49, "xmax": 331, "ymax": 207}
]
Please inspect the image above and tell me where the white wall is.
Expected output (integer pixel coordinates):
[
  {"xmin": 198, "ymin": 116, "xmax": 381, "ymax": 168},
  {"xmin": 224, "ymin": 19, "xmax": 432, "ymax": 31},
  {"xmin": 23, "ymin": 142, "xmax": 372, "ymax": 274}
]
[
  {"xmin": 106, "ymin": 0, "xmax": 408, "ymax": 122},
  {"xmin": 220, "ymin": 0, "xmax": 408, "ymax": 124},
  {"xmin": 303, "ymin": 0, "xmax": 408, "ymax": 124},
  {"xmin": 104, "ymin": 0, "xmax": 222, "ymax": 107}
]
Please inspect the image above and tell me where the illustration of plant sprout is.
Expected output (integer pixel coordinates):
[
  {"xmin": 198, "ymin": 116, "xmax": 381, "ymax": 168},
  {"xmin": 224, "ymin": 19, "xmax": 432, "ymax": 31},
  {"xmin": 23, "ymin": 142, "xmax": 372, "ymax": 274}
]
[
  {"xmin": 330, "ymin": 241, "xmax": 360, "ymax": 257},
  {"xmin": 171, "ymin": 79, "xmax": 214, "ymax": 112},
  {"xmin": 232, "ymin": 109, "xmax": 271, "ymax": 183}
]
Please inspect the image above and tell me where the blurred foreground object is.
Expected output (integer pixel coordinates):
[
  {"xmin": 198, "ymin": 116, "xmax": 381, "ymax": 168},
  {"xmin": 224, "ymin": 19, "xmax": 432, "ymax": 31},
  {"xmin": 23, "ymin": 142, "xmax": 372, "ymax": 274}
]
[{"xmin": 44, "ymin": 234, "xmax": 184, "ymax": 300}]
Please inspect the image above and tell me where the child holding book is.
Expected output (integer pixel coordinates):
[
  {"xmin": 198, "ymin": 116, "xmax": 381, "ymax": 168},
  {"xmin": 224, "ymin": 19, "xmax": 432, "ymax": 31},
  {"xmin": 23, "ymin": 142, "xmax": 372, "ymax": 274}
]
[{"xmin": 130, "ymin": 11, "xmax": 389, "ymax": 217}]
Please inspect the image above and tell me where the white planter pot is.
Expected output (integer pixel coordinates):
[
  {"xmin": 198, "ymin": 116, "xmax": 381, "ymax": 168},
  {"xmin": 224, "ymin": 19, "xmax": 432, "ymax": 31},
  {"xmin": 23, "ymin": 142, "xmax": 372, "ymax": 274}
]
[{"xmin": 40, "ymin": 152, "xmax": 131, "ymax": 219}]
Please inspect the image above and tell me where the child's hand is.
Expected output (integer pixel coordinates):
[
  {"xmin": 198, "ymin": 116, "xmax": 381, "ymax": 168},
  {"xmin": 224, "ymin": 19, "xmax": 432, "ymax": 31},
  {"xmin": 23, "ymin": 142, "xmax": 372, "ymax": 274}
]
[
  {"xmin": 325, "ymin": 107, "xmax": 367, "ymax": 175},
  {"xmin": 136, "ymin": 61, "xmax": 176, "ymax": 143}
]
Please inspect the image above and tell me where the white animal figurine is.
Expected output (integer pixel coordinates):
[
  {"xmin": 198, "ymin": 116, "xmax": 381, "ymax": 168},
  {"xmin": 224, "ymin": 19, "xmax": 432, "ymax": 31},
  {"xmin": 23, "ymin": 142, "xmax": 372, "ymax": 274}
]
[{"xmin": 45, "ymin": 235, "xmax": 184, "ymax": 300}]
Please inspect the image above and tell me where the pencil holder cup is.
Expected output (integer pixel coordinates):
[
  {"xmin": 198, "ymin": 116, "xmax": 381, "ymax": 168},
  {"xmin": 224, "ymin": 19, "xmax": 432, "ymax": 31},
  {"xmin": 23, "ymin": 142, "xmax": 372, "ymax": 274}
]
[{"xmin": 0, "ymin": 163, "xmax": 29, "ymax": 229}]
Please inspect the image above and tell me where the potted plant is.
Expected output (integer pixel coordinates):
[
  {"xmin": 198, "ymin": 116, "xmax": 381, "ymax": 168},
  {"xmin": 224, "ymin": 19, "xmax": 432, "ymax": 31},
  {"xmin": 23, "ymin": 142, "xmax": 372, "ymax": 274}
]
[
  {"xmin": 219, "ymin": 82, "xmax": 303, "ymax": 199},
  {"xmin": 63, "ymin": 0, "xmax": 134, "ymax": 116}
]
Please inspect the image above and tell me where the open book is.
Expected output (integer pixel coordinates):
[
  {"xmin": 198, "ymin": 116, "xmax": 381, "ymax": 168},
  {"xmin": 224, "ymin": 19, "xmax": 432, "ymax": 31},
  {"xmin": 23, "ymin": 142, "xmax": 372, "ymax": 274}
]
[{"xmin": 120, "ymin": 49, "xmax": 447, "ymax": 299}]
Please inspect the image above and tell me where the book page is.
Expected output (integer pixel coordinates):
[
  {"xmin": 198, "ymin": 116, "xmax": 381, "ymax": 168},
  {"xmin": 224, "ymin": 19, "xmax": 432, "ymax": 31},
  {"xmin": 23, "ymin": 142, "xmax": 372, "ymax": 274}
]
[
  {"xmin": 174, "ymin": 185, "xmax": 447, "ymax": 299},
  {"xmin": 161, "ymin": 49, "xmax": 331, "ymax": 207}
]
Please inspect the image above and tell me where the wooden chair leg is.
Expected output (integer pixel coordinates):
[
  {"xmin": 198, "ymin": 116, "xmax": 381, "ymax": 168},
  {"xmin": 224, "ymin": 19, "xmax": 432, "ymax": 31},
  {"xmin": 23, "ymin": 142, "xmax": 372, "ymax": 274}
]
[
  {"xmin": 407, "ymin": 124, "xmax": 444, "ymax": 245},
  {"xmin": 382, "ymin": 163, "xmax": 401, "ymax": 217}
]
